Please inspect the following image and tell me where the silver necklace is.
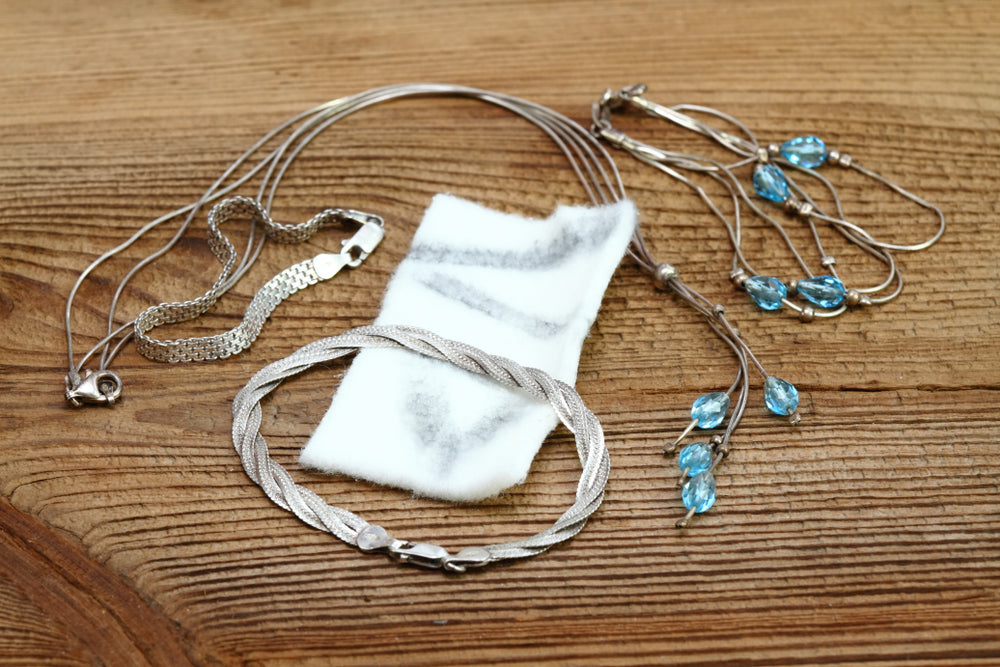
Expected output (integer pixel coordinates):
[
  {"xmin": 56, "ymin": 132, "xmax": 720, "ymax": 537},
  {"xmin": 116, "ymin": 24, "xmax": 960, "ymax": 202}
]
[
  {"xmin": 63, "ymin": 83, "xmax": 804, "ymax": 530},
  {"xmin": 63, "ymin": 83, "xmax": 628, "ymax": 406}
]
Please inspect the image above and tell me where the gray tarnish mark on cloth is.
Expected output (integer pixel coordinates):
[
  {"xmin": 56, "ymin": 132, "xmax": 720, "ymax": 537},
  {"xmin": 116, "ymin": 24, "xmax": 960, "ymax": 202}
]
[
  {"xmin": 406, "ymin": 389, "xmax": 518, "ymax": 476},
  {"xmin": 406, "ymin": 210, "xmax": 622, "ymax": 269},
  {"xmin": 417, "ymin": 273, "xmax": 570, "ymax": 338}
]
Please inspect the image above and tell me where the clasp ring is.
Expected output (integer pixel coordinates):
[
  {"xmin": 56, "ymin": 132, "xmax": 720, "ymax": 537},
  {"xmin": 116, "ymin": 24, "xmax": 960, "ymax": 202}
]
[{"xmin": 65, "ymin": 369, "xmax": 123, "ymax": 407}]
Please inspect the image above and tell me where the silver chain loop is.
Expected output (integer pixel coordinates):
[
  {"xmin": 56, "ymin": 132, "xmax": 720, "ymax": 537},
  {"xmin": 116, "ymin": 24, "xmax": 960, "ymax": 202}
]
[{"xmin": 231, "ymin": 325, "xmax": 611, "ymax": 572}]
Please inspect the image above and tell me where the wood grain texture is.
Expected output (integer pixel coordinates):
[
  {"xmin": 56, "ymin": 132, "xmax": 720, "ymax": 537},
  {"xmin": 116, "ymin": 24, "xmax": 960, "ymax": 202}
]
[{"xmin": 1, "ymin": 0, "xmax": 998, "ymax": 665}]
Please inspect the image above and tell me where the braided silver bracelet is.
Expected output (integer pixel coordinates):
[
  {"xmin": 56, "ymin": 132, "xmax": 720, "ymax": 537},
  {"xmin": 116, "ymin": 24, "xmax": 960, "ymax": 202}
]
[{"xmin": 232, "ymin": 325, "xmax": 610, "ymax": 572}]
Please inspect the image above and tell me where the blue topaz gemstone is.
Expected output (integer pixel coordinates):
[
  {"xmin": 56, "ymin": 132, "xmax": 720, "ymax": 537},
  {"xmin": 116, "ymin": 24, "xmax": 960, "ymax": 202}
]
[
  {"xmin": 681, "ymin": 472, "xmax": 716, "ymax": 513},
  {"xmin": 796, "ymin": 275, "xmax": 846, "ymax": 308},
  {"xmin": 779, "ymin": 135, "xmax": 828, "ymax": 169},
  {"xmin": 764, "ymin": 376, "xmax": 799, "ymax": 416},
  {"xmin": 752, "ymin": 164, "xmax": 790, "ymax": 202},
  {"xmin": 690, "ymin": 392, "xmax": 730, "ymax": 428},
  {"xmin": 744, "ymin": 275, "xmax": 788, "ymax": 311},
  {"xmin": 678, "ymin": 442, "xmax": 714, "ymax": 476}
]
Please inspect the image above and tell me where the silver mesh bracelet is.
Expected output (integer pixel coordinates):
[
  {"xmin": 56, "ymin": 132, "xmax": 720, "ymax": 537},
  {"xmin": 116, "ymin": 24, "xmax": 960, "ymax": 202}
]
[
  {"xmin": 134, "ymin": 196, "xmax": 385, "ymax": 362},
  {"xmin": 231, "ymin": 324, "xmax": 611, "ymax": 572}
]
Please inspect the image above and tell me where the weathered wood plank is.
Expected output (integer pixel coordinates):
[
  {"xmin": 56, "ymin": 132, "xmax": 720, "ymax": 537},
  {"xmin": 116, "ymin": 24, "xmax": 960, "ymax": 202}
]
[{"xmin": 0, "ymin": 0, "xmax": 997, "ymax": 664}]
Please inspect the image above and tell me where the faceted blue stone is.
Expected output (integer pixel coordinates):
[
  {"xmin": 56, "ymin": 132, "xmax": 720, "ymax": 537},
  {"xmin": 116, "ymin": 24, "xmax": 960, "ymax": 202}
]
[
  {"xmin": 764, "ymin": 376, "xmax": 799, "ymax": 416},
  {"xmin": 752, "ymin": 164, "xmax": 790, "ymax": 202},
  {"xmin": 744, "ymin": 275, "xmax": 788, "ymax": 311},
  {"xmin": 690, "ymin": 392, "xmax": 730, "ymax": 429},
  {"xmin": 678, "ymin": 442, "xmax": 713, "ymax": 476},
  {"xmin": 796, "ymin": 275, "xmax": 846, "ymax": 308},
  {"xmin": 780, "ymin": 135, "xmax": 828, "ymax": 169},
  {"xmin": 681, "ymin": 471, "xmax": 716, "ymax": 513}
]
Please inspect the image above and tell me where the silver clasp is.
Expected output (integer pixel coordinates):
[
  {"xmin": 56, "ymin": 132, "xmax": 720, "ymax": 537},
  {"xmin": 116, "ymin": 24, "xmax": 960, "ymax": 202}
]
[
  {"xmin": 312, "ymin": 212, "xmax": 385, "ymax": 279},
  {"xmin": 335, "ymin": 209, "xmax": 385, "ymax": 268},
  {"xmin": 355, "ymin": 525, "xmax": 491, "ymax": 573},
  {"xmin": 390, "ymin": 541, "xmax": 453, "ymax": 569},
  {"xmin": 65, "ymin": 369, "xmax": 123, "ymax": 407},
  {"xmin": 591, "ymin": 84, "xmax": 648, "ymax": 137}
]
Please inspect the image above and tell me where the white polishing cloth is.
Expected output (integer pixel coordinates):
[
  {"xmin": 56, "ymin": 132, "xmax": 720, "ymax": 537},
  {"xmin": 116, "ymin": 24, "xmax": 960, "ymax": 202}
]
[{"xmin": 300, "ymin": 194, "xmax": 637, "ymax": 501}]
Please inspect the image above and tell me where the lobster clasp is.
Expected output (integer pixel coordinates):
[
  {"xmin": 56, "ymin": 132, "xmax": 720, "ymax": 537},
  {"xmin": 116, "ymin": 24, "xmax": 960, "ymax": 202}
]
[
  {"xmin": 65, "ymin": 369, "xmax": 123, "ymax": 407},
  {"xmin": 335, "ymin": 209, "xmax": 385, "ymax": 268},
  {"xmin": 389, "ymin": 541, "xmax": 453, "ymax": 569},
  {"xmin": 355, "ymin": 525, "xmax": 491, "ymax": 573}
]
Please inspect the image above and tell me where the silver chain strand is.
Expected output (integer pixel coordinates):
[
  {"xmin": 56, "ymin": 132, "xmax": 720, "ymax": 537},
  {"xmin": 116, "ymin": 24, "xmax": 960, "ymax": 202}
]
[{"xmin": 231, "ymin": 325, "xmax": 611, "ymax": 572}]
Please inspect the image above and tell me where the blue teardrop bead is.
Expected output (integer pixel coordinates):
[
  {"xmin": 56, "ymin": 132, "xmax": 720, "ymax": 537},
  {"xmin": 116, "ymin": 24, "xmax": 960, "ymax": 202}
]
[
  {"xmin": 678, "ymin": 443, "xmax": 714, "ymax": 476},
  {"xmin": 796, "ymin": 275, "xmax": 846, "ymax": 308},
  {"xmin": 752, "ymin": 164, "xmax": 790, "ymax": 202},
  {"xmin": 681, "ymin": 472, "xmax": 716, "ymax": 513},
  {"xmin": 744, "ymin": 275, "xmax": 788, "ymax": 310},
  {"xmin": 764, "ymin": 376, "xmax": 799, "ymax": 416},
  {"xmin": 779, "ymin": 135, "xmax": 828, "ymax": 169},
  {"xmin": 690, "ymin": 392, "xmax": 730, "ymax": 428}
]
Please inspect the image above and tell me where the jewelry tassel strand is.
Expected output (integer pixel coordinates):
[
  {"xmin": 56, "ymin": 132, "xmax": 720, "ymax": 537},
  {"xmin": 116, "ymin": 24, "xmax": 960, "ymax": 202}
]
[{"xmin": 593, "ymin": 84, "xmax": 945, "ymax": 321}]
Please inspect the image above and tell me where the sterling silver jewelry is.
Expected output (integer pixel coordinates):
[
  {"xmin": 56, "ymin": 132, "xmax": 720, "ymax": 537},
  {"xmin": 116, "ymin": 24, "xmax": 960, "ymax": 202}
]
[
  {"xmin": 63, "ymin": 83, "xmax": 799, "ymax": 528},
  {"xmin": 592, "ymin": 84, "xmax": 946, "ymax": 526},
  {"xmin": 232, "ymin": 325, "xmax": 610, "ymax": 572},
  {"xmin": 63, "ymin": 83, "xmax": 628, "ymax": 407},
  {"xmin": 593, "ymin": 84, "xmax": 945, "ymax": 321}
]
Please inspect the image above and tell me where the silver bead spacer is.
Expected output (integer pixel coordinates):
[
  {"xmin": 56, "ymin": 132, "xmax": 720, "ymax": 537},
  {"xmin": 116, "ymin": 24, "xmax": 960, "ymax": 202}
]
[
  {"xmin": 730, "ymin": 268, "xmax": 748, "ymax": 287},
  {"xmin": 828, "ymin": 149, "xmax": 853, "ymax": 168},
  {"xmin": 788, "ymin": 279, "xmax": 798, "ymax": 294},
  {"xmin": 799, "ymin": 306, "xmax": 815, "ymax": 323},
  {"xmin": 756, "ymin": 147, "xmax": 770, "ymax": 163},
  {"xmin": 713, "ymin": 304, "xmax": 726, "ymax": 317},
  {"xmin": 796, "ymin": 201, "xmax": 815, "ymax": 218},
  {"xmin": 767, "ymin": 142, "xmax": 781, "ymax": 157},
  {"xmin": 654, "ymin": 263, "xmax": 679, "ymax": 285},
  {"xmin": 784, "ymin": 196, "xmax": 800, "ymax": 212},
  {"xmin": 820, "ymin": 255, "xmax": 836, "ymax": 268},
  {"xmin": 845, "ymin": 288, "xmax": 861, "ymax": 306},
  {"xmin": 710, "ymin": 434, "xmax": 729, "ymax": 456}
]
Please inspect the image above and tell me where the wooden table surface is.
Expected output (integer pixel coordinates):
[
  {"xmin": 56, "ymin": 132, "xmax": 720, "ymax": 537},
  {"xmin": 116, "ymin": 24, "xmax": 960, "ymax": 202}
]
[{"xmin": 1, "ymin": 1, "xmax": 998, "ymax": 665}]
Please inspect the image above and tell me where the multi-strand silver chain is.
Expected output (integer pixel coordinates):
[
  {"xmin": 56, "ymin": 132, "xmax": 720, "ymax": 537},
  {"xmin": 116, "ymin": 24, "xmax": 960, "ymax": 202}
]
[{"xmin": 63, "ymin": 84, "xmax": 631, "ymax": 407}]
